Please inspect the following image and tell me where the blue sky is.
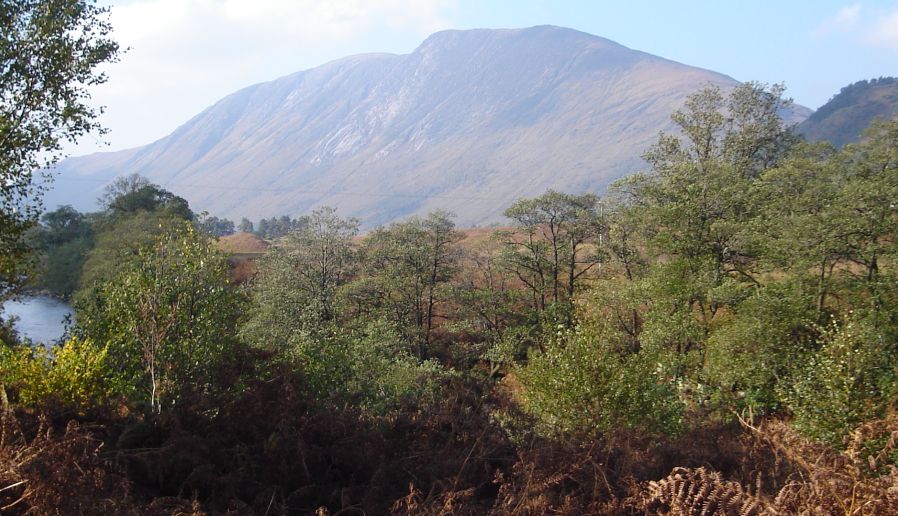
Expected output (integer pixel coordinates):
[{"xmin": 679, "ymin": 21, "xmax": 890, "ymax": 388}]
[{"xmin": 84, "ymin": 0, "xmax": 897, "ymax": 155}]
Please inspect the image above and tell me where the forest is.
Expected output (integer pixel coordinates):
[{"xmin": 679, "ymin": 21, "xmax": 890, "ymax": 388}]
[{"xmin": 2, "ymin": 80, "xmax": 898, "ymax": 514}]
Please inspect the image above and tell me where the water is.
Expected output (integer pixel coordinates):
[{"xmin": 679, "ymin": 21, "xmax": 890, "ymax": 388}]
[{"xmin": 2, "ymin": 296, "xmax": 74, "ymax": 346}]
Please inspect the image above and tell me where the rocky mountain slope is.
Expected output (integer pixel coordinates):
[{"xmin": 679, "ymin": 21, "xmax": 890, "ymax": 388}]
[{"xmin": 47, "ymin": 25, "xmax": 810, "ymax": 227}]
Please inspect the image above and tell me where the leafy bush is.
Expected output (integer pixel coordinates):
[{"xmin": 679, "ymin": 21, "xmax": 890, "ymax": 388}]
[
  {"xmin": 42, "ymin": 237, "xmax": 93, "ymax": 297},
  {"xmin": 705, "ymin": 281, "xmax": 816, "ymax": 412},
  {"xmin": 0, "ymin": 337, "xmax": 117, "ymax": 411},
  {"xmin": 76, "ymin": 223, "xmax": 244, "ymax": 411},
  {"xmin": 282, "ymin": 320, "xmax": 448, "ymax": 415},
  {"xmin": 516, "ymin": 323, "xmax": 683, "ymax": 436},
  {"xmin": 781, "ymin": 315, "xmax": 898, "ymax": 446}
]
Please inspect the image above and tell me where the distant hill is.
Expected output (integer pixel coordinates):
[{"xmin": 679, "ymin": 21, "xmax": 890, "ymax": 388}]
[
  {"xmin": 216, "ymin": 232, "xmax": 269, "ymax": 254},
  {"xmin": 47, "ymin": 26, "xmax": 810, "ymax": 227},
  {"xmin": 799, "ymin": 77, "xmax": 898, "ymax": 147}
]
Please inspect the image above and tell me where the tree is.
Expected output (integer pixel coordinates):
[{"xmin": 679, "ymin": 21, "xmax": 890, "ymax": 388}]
[
  {"xmin": 589, "ymin": 83, "xmax": 803, "ymax": 415},
  {"xmin": 77, "ymin": 212, "xmax": 173, "ymax": 298},
  {"xmin": 25, "ymin": 205, "xmax": 94, "ymax": 297},
  {"xmin": 500, "ymin": 190, "xmax": 603, "ymax": 312},
  {"xmin": 107, "ymin": 184, "xmax": 193, "ymax": 220},
  {"xmin": 516, "ymin": 309, "xmax": 683, "ymax": 436},
  {"xmin": 836, "ymin": 120, "xmax": 898, "ymax": 297},
  {"xmin": 77, "ymin": 223, "xmax": 244, "ymax": 412},
  {"xmin": 255, "ymin": 218, "xmax": 270, "ymax": 238},
  {"xmin": 38, "ymin": 204, "xmax": 91, "ymax": 247},
  {"xmin": 760, "ymin": 121, "xmax": 898, "ymax": 314},
  {"xmin": 252, "ymin": 215, "xmax": 308, "ymax": 239},
  {"xmin": 354, "ymin": 211, "xmax": 462, "ymax": 354},
  {"xmin": 451, "ymin": 236, "xmax": 524, "ymax": 336},
  {"xmin": 77, "ymin": 182, "xmax": 196, "ymax": 298},
  {"xmin": 759, "ymin": 142, "xmax": 845, "ymax": 314},
  {"xmin": 198, "ymin": 215, "xmax": 235, "ymax": 237},
  {"xmin": 1, "ymin": 0, "xmax": 118, "ymax": 296},
  {"xmin": 643, "ymin": 82, "xmax": 797, "ymax": 179},
  {"xmin": 97, "ymin": 173, "xmax": 152, "ymax": 210},
  {"xmin": 614, "ymin": 83, "xmax": 798, "ymax": 330},
  {"xmin": 238, "ymin": 217, "xmax": 254, "ymax": 233},
  {"xmin": 241, "ymin": 206, "xmax": 358, "ymax": 351}
]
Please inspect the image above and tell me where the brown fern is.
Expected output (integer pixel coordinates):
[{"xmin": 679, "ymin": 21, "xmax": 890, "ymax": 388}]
[
  {"xmin": 645, "ymin": 467, "xmax": 775, "ymax": 515},
  {"xmin": 742, "ymin": 416, "xmax": 898, "ymax": 515}
]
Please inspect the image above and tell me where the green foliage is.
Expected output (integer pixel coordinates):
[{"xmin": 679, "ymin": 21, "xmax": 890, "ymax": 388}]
[
  {"xmin": 42, "ymin": 237, "xmax": 92, "ymax": 296},
  {"xmin": 0, "ymin": 309, "xmax": 18, "ymax": 349},
  {"xmin": 781, "ymin": 315, "xmax": 898, "ymax": 447},
  {"xmin": 197, "ymin": 214, "xmax": 235, "ymax": 237},
  {"xmin": 0, "ymin": 0, "xmax": 118, "ymax": 295},
  {"xmin": 705, "ymin": 282, "xmax": 816, "ymax": 412},
  {"xmin": 353, "ymin": 210, "xmax": 462, "ymax": 354},
  {"xmin": 237, "ymin": 217, "xmax": 254, "ymax": 233},
  {"xmin": 106, "ymin": 184, "xmax": 193, "ymax": 220},
  {"xmin": 290, "ymin": 320, "xmax": 447, "ymax": 415},
  {"xmin": 587, "ymin": 90, "xmax": 898, "ymax": 441},
  {"xmin": 516, "ymin": 322, "xmax": 683, "ymax": 436},
  {"xmin": 76, "ymin": 210, "xmax": 185, "ymax": 299},
  {"xmin": 500, "ymin": 190, "xmax": 603, "ymax": 312},
  {"xmin": 760, "ymin": 121, "xmax": 898, "ymax": 314},
  {"xmin": 757, "ymin": 142, "xmax": 844, "ymax": 310},
  {"xmin": 643, "ymin": 82, "xmax": 797, "ymax": 178},
  {"xmin": 76, "ymin": 222, "xmax": 244, "ymax": 411},
  {"xmin": 0, "ymin": 337, "xmax": 118, "ymax": 411},
  {"xmin": 241, "ymin": 208, "xmax": 451, "ymax": 414},
  {"xmin": 37, "ymin": 205, "xmax": 93, "ymax": 247},
  {"xmin": 68, "ymin": 178, "xmax": 199, "ymax": 302},
  {"xmin": 246, "ymin": 315, "xmax": 447, "ymax": 415},
  {"xmin": 241, "ymin": 206, "xmax": 358, "ymax": 349},
  {"xmin": 27, "ymin": 205, "xmax": 95, "ymax": 297},
  {"xmin": 253, "ymin": 214, "xmax": 309, "ymax": 239}
]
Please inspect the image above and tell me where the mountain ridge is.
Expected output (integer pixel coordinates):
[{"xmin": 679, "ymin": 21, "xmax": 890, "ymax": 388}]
[
  {"xmin": 46, "ymin": 25, "xmax": 809, "ymax": 227},
  {"xmin": 798, "ymin": 77, "xmax": 898, "ymax": 147}
]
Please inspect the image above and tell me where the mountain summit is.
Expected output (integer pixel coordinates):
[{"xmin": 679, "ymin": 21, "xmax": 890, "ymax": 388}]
[{"xmin": 49, "ymin": 26, "xmax": 809, "ymax": 226}]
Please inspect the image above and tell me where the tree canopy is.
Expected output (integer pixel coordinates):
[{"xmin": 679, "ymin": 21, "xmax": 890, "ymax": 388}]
[{"xmin": 0, "ymin": 0, "xmax": 118, "ymax": 296}]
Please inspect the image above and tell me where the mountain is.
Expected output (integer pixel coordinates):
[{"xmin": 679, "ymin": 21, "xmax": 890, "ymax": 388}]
[
  {"xmin": 46, "ymin": 25, "xmax": 810, "ymax": 227},
  {"xmin": 799, "ymin": 77, "xmax": 898, "ymax": 148}
]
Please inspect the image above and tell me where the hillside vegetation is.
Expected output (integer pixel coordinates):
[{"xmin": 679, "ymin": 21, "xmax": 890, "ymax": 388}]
[
  {"xmin": 2, "ymin": 83, "xmax": 897, "ymax": 514},
  {"xmin": 800, "ymin": 76, "xmax": 898, "ymax": 147}
]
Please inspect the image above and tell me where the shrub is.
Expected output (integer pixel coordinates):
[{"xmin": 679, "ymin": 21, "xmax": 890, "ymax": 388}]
[
  {"xmin": 516, "ymin": 322, "xmax": 683, "ymax": 436},
  {"xmin": 282, "ymin": 320, "xmax": 448, "ymax": 415},
  {"xmin": 0, "ymin": 337, "xmax": 117, "ymax": 411},
  {"xmin": 76, "ymin": 222, "xmax": 245, "ymax": 412},
  {"xmin": 781, "ymin": 315, "xmax": 898, "ymax": 446},
  {"xmin": 705, "ymin": 281, "xmax": 816, "ymax": 413}
]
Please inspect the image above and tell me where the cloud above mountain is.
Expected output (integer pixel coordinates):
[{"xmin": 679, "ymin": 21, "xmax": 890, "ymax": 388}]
[
  {"xmin": 812, "ymin": 4, "xmax": 861, "ymax": 36},
  {"xmin": 812, "ymin": 3, "xmax": 898, "ymax": 53},
  {"xmin": 868, "ymin": 10, "xmax": 898, "ymax": 51}
]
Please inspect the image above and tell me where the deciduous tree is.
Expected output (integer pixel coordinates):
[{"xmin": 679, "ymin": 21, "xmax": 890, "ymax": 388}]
[
  {"xmin": 1, "ymin": 0, "xmax": 118, "ymax": 295},
  {"xmin": 500, "ymin": 190, "xmax": 603, "ymax": 312}
]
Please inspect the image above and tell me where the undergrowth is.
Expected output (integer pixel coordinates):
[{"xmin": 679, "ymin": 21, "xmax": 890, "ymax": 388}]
[{"xmin": 3, "ymin": 368, "xmax": 897, "ymax": 515}]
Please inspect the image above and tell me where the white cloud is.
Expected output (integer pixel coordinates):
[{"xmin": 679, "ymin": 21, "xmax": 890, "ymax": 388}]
[
  {"xmin": 866, "ymin": 10, "xmax": 898, "ymax": 51},
  {"xmin": 810, "ymin": 3, "xmax": 898, "ymax": 54},
  {"xmin": 812, "ymin": 3, "xmax": 861, "ymax": 37},
  {"xmin": 75, "ymin": 0, "xmax": 456, "ymax": 154}
]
